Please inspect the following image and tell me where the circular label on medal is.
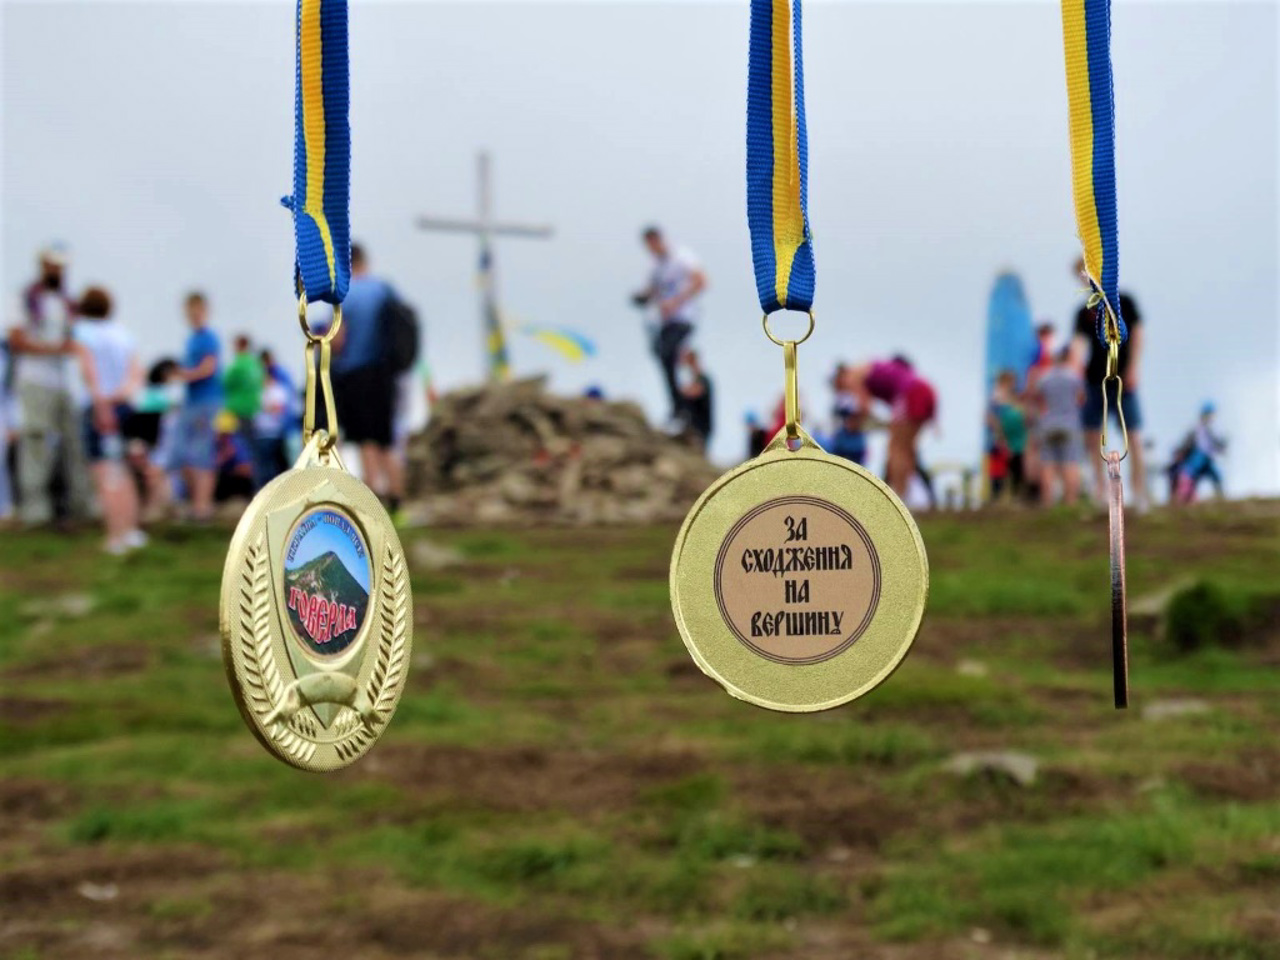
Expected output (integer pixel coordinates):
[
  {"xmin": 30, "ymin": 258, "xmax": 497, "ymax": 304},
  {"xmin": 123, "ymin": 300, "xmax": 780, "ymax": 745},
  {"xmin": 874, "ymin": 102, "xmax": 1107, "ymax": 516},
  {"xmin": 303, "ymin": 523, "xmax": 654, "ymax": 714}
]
[
  {"xmin": 220, "ymin": 458, "xmax": 412, "ymax": 772},
  {"xmin": 671, "ymin": 430, "xmax": 927, "ymax": 713},
  {"xmin": 714, "ymin": 497, "xmax": 881, "ymax": 665}
]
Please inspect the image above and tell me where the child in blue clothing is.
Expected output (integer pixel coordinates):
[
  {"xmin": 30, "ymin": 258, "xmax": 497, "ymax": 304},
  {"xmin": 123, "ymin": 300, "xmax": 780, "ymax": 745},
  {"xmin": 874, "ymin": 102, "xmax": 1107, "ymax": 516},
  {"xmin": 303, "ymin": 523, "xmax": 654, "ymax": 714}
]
[{"xmin": 1176, "ymin": 403, "xmax": 1226, "ymax": 503}]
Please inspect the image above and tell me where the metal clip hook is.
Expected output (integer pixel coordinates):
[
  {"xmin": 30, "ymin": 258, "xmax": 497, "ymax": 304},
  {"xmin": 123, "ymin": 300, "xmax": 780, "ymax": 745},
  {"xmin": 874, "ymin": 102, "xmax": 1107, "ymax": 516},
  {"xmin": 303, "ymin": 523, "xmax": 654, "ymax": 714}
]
[
  {"xmin": 299, "ymin": 294, "xmax": 342, "ymax": 452},
  {"xmin": 1099, "ymin": 339, "xmax": 1129, "ymax": 463},
  {"xmin": 762, "ymin": 311, "xmax": 815, "ymax": 448}
]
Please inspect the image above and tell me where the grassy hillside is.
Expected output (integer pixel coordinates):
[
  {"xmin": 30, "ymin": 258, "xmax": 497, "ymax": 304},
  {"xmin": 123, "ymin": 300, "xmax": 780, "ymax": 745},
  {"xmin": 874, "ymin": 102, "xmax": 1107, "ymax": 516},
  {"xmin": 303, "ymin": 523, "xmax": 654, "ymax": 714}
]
[{"xmin": 2, "ymin": 503, "xmax": 1278, "ymax": 960}]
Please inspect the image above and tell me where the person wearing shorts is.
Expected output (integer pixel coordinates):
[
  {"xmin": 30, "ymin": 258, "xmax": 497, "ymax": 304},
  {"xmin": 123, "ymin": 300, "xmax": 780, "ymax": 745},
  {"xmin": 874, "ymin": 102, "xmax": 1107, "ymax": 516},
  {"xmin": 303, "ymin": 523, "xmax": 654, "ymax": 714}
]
[
  {"xmin": 861, "ymin": 356, "xmax": 936, "ymax": 498},
  {"xmin": 329, "ymin": 244, "xmax": 401, "ymax": 513},
  {"xmin": 74, "ymin": 286, "xmax": 145, "ymax": 553},
  {"xmin": 173, "ymin": 292, "xmax": 222, "ymax": 521},
  {"xmin": 1030, "ymin": 346, "xmax": 1085, "ymax": 505},
  {"xmin": 1071, "ymin": 259, "xmax": 1146, "ymax": 507},
  {"xmin": 129, "ymin": 359, "xmax": 179, "ymax": 520}
]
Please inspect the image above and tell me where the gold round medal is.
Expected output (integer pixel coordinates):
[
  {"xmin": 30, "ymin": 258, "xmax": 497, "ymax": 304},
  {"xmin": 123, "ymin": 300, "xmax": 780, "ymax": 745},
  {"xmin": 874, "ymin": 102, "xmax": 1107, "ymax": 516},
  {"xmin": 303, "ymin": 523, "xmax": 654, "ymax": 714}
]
[
  {"xmin": 670, "ymin": 428, "xmax": 928, "ymax": 712},
  {"xmin": 221, "ymin": 441, "xmax": 412, "ymax": 771}
]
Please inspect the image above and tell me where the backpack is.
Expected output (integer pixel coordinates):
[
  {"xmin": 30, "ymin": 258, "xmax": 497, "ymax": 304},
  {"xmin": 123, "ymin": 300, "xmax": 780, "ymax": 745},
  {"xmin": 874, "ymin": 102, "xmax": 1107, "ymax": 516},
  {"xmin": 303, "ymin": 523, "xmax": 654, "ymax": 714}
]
[{"xmin": 379, "ymin": 295, "xmax": 420, "ymax": 375}]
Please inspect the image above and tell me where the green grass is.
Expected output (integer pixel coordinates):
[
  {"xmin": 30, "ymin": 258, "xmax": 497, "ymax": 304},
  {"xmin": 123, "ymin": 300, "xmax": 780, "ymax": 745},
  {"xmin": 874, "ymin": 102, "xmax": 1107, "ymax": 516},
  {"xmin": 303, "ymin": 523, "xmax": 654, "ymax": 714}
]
[
  {"xmin": 871, "ymin": 786, "xmax": 1280, "ymax": 949},
  {"xmin": 1, "ymin": 505, "xmax": 1278, "ymax": 958}
]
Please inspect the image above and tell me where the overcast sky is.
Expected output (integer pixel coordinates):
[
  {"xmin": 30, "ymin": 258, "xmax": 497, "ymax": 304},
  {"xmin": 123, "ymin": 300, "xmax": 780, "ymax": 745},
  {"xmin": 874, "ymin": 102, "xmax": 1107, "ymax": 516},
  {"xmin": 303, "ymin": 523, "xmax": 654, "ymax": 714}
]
[{"xmin": 3, "ymin": 1, "xmax": 1277, "ymax": 495}]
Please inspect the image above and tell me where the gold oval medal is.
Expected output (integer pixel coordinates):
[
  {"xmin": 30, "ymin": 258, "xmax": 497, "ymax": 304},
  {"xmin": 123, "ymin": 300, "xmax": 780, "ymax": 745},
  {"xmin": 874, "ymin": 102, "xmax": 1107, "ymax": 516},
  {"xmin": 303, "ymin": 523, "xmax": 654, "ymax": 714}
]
[
  {"xmin": 670, "ymin": 428, "xmax": 927, "ymax": 712},
  {"xmin": 221, "ymin": 440, "xmax": 412, "ymax": 771}
]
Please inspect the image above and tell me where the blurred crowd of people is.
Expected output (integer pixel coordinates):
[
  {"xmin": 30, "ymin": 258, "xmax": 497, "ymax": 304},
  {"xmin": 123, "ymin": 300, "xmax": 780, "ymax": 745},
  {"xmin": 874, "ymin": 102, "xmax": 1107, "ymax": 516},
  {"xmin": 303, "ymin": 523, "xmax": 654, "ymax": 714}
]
[
  {"xmin": 741, "ymin": 356, "xmax": 940, "ymax": 510},
  {"xmin": 982, "ymin": 261, "xmax": 1224, "ymax": 510},
  {"xmin": 3, "ymin": 239, "xmax": 1231, "ymax": 546},
  {"xmin": 634, "ymin": 226, "xmax": 946, "ymax": 504},
  {"xmin": 1, "ymin": 244, "xmax": 418, "ymax": 552},
  {"xmin": 735, "ymin": 257, "xmax": 1228, "ymax": 513}
]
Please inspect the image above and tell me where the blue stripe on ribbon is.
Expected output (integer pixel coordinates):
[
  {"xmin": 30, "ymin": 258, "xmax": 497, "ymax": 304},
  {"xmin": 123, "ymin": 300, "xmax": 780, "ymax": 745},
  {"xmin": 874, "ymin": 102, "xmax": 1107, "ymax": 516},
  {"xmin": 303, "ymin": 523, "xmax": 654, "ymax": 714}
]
[
  {"xmin": 746, "ymin": 0, "xmax": 778, "ymax": 312},
  {"xmin": 292, "ymin": 0, "xmax": 350, "ymax": 305},
  {"xmin": 1085, "ymin": 0, "xmax": 1124, "ymax": 342},
  {"xmin": 746, "ymin": 0, "xmax": 815, "ymax": 315}
]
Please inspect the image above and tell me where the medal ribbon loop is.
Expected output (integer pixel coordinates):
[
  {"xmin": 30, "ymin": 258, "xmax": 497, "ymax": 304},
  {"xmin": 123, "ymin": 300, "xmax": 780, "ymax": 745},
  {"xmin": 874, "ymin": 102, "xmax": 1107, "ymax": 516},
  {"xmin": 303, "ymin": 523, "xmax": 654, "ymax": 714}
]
[
  {"xmin": 291, "ymin": 0, "xmax": 350, "ymax": 306},
  {"xmin": 747, "ymin": 0, "xmax": 814, "ymax": 316}
]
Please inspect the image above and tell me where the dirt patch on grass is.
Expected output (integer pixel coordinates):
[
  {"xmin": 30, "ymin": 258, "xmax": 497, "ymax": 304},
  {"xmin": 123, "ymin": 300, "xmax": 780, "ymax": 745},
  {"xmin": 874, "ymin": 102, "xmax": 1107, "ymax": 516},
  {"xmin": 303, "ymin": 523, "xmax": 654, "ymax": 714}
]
[
  {"xmin": 347, "ymin": 744, "xmax": 707, "ymax": 818},
  {"xmin": 356, "ymin": 890, "xmax": 650, "ymax": 959},
  {"xmin": 4, "ymin": 643, "xmax": 152, "ymax": 680},
  {"xmin": 759, "ymin": 931, "xmax": 1066, "ymax": 960},
  {"xmin": 1178, "ymin": 749, "xmax": 1280, "ymax": 802},
  {"xmin": 732, "ymin": 766, "xmax": 909, "ymax": 851},
  {"xmin": 420, "ymin": 603, "xmax": 513, "ymax": 637},
  {"xmin": 0, "ymin": 778, "xmax": 77, "ymax": 823},
  {"xmin": 614, "ymin": 562, "xmax": 671, "ymax": 582},
  {"xmin": 0, "ymin": 845, "xmax": 224, "ymax": 908},
  {"xmin": 409, "ymin": 653, "xmax": 507, "ymax": 691},
  {"xmin": 926, "ymin": 765, "xmax": 1125, "ymax": 832},
  {"xmin": 0, "ymin": 695, "xmax": 68, "ymax": 725},
  {"xmin": 0, "ymin": 845, "xmax": 652, "ymax": 960},
  {"xmin": 664, "ymin": 656, "xmax": 721, "ymax": 690},
  {"xmin": 735, "ymin": 762, "xmax": 1123, "ymax": 854}
]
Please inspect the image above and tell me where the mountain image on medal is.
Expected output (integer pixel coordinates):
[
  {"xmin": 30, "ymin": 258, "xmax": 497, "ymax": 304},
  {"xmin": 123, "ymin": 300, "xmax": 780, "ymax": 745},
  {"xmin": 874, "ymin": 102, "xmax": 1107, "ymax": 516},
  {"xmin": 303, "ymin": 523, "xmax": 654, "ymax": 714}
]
[{"xmin": 283, "ymin": 508, "xmax": 371, "ymax": 659}]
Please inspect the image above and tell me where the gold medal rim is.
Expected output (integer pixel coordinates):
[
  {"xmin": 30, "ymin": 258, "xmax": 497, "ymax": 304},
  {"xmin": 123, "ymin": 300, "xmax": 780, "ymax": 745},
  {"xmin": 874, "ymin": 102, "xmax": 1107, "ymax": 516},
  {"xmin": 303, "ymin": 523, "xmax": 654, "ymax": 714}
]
[
  {"xmin": 670, "ymin": 435, "xmax": 929, "ymax": 713},
  {"xmin": 220, "ymin": 464, "xmax": 412, "ymax": 772}
]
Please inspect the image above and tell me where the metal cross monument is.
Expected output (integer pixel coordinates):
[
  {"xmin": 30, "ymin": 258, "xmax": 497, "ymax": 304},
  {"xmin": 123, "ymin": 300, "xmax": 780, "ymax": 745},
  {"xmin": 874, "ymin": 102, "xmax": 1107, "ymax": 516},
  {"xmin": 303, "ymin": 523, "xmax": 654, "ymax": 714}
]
[{"xmin": 415, "ymin": 152, "xmax": 554, "ymax": 382}]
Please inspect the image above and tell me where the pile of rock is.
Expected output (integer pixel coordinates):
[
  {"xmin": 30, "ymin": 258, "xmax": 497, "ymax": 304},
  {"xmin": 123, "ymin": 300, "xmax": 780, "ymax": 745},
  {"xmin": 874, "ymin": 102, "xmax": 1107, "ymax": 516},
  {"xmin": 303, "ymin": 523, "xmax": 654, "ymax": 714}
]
[{"xmin": 405, "ymin": 378, "xmax": 722, "ymax": 527}]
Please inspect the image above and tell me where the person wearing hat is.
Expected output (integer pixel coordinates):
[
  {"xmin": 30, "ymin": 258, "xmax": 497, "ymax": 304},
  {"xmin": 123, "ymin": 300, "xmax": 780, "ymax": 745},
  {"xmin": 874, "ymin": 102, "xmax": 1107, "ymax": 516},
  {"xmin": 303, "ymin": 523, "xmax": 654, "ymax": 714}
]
[
  {"xmin": 213, "ymin": 409, "xmax": 254, "ymax": 503},
  {"xmin": 1176, "ymin": 402, "xmax": 1227, "ymax": 503},
  {"xmin": 8, "ymin": 245, "xmax": 92, "ymax": 526}
]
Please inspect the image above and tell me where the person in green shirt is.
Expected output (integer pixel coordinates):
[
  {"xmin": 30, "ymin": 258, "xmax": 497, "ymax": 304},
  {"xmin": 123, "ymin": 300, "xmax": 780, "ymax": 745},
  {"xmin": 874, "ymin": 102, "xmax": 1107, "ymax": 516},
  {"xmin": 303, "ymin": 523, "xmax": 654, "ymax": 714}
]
[
  {"xmin": 223, "ymin": 334, "xmax": 264, "ymax": 421},
  {"xmin": 987, "ymin": 369, "xmax": 1028, "ymax": 501},
  {"xmin": 222, "ymin": 334, "xmax": 265, "ymax": 488}
]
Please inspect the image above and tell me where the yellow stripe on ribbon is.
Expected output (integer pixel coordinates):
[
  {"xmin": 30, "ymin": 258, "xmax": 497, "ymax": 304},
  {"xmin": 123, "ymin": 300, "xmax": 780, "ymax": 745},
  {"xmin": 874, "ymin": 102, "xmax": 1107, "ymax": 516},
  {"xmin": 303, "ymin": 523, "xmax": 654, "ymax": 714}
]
[
  {"xmin": 770, "ymin": 0, "xmax": 805, "ymax": 309},
  {"xmin": 1062, "ymin": 0, "xmax": 1128, "ymax": 349}
]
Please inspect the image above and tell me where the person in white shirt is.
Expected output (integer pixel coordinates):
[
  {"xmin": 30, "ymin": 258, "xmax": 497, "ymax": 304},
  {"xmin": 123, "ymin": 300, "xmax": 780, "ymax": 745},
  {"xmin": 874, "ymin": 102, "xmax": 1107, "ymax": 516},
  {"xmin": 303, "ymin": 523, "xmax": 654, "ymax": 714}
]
[
  {"xmin": 75, "ymin": 287, "xmax": 145, "ymax": 554},
  {"xmin": 8, "ymin": 246, "xmax": 93, "ymax": 526},
  {"xmin": 632, "ymin": 226, "xmax": 707, "ymax": 426}
]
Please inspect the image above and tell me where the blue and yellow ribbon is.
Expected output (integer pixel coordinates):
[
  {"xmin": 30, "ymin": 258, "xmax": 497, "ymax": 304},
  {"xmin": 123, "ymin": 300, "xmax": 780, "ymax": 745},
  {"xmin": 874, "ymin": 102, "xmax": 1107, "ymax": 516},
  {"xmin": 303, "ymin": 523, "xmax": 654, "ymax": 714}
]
[
  {"xmin": 1061, "ymin": 0, "xmax": 1125, "ymax": 343},
  {"xmin": 521, "ymin": 326, "xmax": 598, "ymax": 364},
  {"xmin": 292, "ymin": 0, "xmax": 350, "ymax": 305},
  {"xmin": 747, "ymin": 0, "xmax": 814, "ymax": 315}
]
